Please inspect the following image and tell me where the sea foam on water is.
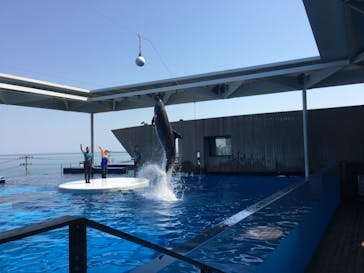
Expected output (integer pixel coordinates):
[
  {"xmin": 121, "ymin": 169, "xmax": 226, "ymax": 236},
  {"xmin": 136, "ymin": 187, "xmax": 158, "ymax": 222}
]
[{"xmin": 137, "ymin": 163, "xmax": 180, "ymax": 202}]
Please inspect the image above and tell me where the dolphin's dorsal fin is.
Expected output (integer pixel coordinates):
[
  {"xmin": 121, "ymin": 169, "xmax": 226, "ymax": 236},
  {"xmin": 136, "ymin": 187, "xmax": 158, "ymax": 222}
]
[{"xmin": 173, "ymin": 131, "xmax": 182, "ymax": 139}]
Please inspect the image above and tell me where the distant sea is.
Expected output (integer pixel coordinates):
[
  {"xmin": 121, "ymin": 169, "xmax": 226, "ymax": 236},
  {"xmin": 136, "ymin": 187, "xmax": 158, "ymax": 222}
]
[{"xmin": 0, "ymin": 151, "xmax": 131, "ymax": 178}]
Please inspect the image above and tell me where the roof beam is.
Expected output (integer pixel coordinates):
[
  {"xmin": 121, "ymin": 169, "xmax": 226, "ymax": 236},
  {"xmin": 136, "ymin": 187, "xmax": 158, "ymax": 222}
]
[
  {"xmin": 0, "ymin": 91, "xmax": 52, "ymax": 105},
  {"xmin": 304, "ymin": 65, "xmax": 345, "ymax": 89},
  {"xmin": 89, "ymin": 59, "xmax": 348, "ymax": 102},
  {"xmin": 265, "ymin": 77, "xmax": 302, "ymax": 90},
  {"xmin": 125, "ymin": 95, "xmax": 155, "ymax": 105},
  {"xmin": 63, "ymin": 99, "xmax": 69, "ymax": 110},
  {"xmin": 223, "ymin": 81, "xmax": 244, "ymax": 99},
  {"xmin": 192, "ymin": 87, "xmax": 221, "ymax": 100},
  {"xmin": 0, "ymin": 93, "xmax": 6, "ymax": 104},
  {"xmin": 0, "ymin": 73, "xmax": 90, "ymax": 94},
  {"xmin": 346, "ymin": 0, "xmax": 364, "ymax": 14},
  {"xmin": 162, "ymin": 92, "xmax": 174, "ymax": 104},
  {"xmin": 210, "ymin": 84, "xmax": 228, "ymax": 98},
  {"xmin": 352, "ymin": 50, "xmax": 364, "ymax": 63},
  {"xmin": 0, "ymin": 83, "xmax": 88, "ymax": 101}
]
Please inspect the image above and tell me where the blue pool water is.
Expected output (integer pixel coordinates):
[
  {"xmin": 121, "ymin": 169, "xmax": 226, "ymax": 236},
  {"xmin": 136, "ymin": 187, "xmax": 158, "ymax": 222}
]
[{"xmin": 0, "ymin": 172, "xmax": 299, "ymax": 273}]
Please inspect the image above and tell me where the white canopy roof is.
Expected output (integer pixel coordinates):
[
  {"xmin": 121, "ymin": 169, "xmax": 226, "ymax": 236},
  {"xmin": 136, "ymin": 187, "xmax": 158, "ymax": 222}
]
[{"xmin": 1, "ymin": 0, "xmax": 364, "ymax": 113}]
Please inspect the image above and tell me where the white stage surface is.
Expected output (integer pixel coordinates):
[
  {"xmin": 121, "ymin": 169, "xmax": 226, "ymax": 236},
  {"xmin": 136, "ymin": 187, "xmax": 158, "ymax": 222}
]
[{"xmin": 58, "ymin": 177, "xmax": 149, "ymax": 192}]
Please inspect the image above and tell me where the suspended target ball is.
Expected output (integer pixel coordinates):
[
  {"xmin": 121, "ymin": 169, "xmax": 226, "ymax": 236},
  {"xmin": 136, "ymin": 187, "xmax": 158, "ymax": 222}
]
[
  {"xmin": 136, "ymin": 34, "xmax": 145, "ymax": 67},
  {"xmin": 136, "ymin": 54, "xmax": 145, "ymax": 67}
]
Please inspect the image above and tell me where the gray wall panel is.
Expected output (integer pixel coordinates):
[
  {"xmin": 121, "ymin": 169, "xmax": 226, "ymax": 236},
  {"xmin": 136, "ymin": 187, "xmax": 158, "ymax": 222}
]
[{"xmin": 112, "ymin": 105, "xmax": 364, "ymax": 175}]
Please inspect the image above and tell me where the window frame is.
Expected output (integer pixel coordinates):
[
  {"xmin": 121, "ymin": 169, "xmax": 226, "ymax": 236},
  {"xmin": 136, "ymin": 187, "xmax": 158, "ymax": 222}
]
[{"xmin": 207, "ymin": 136, "xmax": 232, "ymax": 157}]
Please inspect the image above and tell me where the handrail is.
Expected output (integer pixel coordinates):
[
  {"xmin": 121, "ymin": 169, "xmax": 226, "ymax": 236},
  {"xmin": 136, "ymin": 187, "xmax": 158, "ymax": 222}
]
[
  {"xmin": 0, "ymin": 216, "xmax": 224, "ymax": 273},
  {"xmin": 0, "ymin": 216, "xmax": 80, "ymax": 244}
]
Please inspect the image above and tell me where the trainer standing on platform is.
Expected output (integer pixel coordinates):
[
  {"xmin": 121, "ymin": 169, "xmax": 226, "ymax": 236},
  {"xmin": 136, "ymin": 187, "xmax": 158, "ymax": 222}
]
[
  {"xmin": 98, "ymin": 146, "xmax": 110, "ymax": 179},
  {"xmin": 80, "ymin": 144, "xmax": 93, "ymax": 183}
]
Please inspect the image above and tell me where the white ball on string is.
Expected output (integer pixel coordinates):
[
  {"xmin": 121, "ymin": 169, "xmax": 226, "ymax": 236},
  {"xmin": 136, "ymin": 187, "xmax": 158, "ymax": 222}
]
[{"xmin": 136, "ymin": 54, "xmax": 145, "ymax": 67}]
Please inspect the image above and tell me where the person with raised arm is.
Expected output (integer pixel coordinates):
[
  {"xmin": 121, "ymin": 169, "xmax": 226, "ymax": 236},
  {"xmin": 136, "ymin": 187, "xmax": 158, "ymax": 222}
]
[
  {"xmin": 98, "ymin": 145, "xmax": 110, "ymax": 179},
  {"xmin": 80, "ymin": 144, "xmax": 93, "ymax": 183}
]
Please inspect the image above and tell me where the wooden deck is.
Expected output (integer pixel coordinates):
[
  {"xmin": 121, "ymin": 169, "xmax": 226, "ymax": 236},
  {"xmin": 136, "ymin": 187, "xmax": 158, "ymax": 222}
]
[{"xmin": 305, "ymin": 201, "xmax": 364, "ymax": 273}]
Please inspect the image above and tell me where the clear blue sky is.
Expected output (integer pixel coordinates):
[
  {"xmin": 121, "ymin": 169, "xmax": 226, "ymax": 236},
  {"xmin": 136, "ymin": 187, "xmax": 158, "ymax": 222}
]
[{"xmin": 1, "ymin": 0, "xmax": 363, "ymax": 154}]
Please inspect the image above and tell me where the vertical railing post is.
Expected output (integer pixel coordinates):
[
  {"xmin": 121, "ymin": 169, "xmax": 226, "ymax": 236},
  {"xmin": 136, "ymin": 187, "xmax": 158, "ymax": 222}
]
[
  {"xmin": 200, "ymin": 267, "xmax": 212, "ymax": 273},
  {"xmin": 302, "ymin": 85, "xmax": 310, "ymax": 181},
  {"xmin": 69, "ymin": 222, "xmax": 87, "ymax": 273}
]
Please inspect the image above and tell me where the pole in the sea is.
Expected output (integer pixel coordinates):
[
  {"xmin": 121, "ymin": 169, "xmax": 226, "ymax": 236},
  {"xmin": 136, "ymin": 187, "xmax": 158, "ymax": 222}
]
[{"xmin": 19, "ymin": 155, "xmax": 33, "ymax": 176}]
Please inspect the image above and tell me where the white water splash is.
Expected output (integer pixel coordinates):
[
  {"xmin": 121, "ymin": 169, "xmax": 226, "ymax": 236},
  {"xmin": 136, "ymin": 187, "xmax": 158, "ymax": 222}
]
[{"xmin": 137, "ymin": 163, "xmax": 182, "ymax": 202}]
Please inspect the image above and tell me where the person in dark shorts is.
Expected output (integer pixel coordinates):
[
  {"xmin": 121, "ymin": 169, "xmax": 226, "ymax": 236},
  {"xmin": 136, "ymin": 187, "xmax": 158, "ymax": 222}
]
[
  {"xmin": 80, "ymin": 144, "xmax": 93, "ymax": 183},
  {"xmin": 98, "ymin": 146, "xmax": 110, "ymax": 178}
]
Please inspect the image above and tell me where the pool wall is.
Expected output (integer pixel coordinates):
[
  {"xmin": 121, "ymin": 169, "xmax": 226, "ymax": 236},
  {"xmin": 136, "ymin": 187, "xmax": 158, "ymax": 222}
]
[{"xmin": 255, "ymin": 166, "xmax": 340, "ymax": 273}]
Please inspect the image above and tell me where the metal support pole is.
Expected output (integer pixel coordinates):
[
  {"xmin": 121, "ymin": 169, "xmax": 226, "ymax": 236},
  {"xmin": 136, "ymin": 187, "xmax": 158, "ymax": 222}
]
[
  {"xmin": 302, "ymin": 86, "xmax": 310, "ymax": 181},
  {"xmin": 90, "ymin": 113, "xmax": 94, "ymax": 162},
  {"xmin": 69, "ymin": 222, "xmax": 87, "ymax": 273}
]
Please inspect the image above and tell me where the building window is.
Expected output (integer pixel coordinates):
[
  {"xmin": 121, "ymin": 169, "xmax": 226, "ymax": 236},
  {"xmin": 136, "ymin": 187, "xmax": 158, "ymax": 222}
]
[{"xmin": 208, "ymin": 136, "xmax": 232, "ymax": 156}]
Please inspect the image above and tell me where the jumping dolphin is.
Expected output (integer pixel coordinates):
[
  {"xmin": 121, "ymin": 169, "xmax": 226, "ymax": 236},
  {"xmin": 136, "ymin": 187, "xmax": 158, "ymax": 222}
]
[{"xmin": 152, "ymin": 97, "xmax": 182, "ymax": 172}]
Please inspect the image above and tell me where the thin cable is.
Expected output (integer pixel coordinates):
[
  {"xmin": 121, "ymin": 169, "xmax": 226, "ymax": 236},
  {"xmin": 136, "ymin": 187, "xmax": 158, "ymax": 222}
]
[
  {"xmin": 137, "ymin": 34, "xmax": 142, "ymax": 55},
  {"xmin": 86, "ymin": 1, "xmax": 136, "ymax": 38},
  {"xmin": 86, "ymin": 2, "xmax": 184, "ymax": 101},
  {"xmin": 141, "ymin": 35, "xmax": 176, "ymax": 79},
  {"xmin": 86, "ymin": 2, "xmax": 178, "ymax": 83},
  {"xmin": 0, "ymin": 158, "xmax": 19, "ymax": 164},
  {"xmin": 0, "ymin": 165, "xmax": 20, "ymax": 171},
  {"xmin": 32, "ymin": 157, "xmax": 62, "ymax": 160},
  {"xmin": 86, "ymin": 1, "xmax": 180, "ymax": 81}
]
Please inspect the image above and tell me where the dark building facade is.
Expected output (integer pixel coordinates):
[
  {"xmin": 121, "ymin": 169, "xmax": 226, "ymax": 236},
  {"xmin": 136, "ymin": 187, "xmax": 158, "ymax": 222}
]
[{"xmin": 112, "ymin": 105, "xmax": 364, "ymax": 175}]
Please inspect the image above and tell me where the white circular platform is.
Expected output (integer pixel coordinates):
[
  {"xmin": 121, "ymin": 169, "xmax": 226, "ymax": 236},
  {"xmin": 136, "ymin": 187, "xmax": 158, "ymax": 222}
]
[{"xmin": 58, "ymin": 177, "xmax": 149, "ymax": 192}]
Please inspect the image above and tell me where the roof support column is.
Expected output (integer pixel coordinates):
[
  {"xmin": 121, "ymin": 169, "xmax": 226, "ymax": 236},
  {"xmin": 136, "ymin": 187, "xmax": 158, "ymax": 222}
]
[
  {"xmin": 302, "ymin": 86, "xmax": 310, "ymax": 181},
  {"xmin": 91, "ymin": 113, "xmax": 94, "ymax": 162}
]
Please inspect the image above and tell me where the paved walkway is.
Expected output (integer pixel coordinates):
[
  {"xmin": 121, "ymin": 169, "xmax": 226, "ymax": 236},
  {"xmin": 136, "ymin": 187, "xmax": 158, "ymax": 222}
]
[{"xmin": 306, "ymin": 202, "xmax": 364, "ymax": 273}]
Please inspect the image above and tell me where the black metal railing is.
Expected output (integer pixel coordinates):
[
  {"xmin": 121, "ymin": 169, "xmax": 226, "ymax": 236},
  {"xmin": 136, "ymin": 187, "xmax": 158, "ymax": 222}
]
[{"xmin": 0, "ymin": 216, "xmax": 224, "ymax": 273}]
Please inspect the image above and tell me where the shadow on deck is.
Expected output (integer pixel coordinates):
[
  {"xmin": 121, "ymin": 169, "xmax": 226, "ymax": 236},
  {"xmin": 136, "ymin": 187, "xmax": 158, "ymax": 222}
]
[{"xmin": 306, "ymin": 201, "xmax": 364, "ymax": 273}]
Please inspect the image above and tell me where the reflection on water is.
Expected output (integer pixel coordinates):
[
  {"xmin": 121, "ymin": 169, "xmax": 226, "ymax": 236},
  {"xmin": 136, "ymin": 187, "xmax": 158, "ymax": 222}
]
[{"xmin": 241, "ymin": 226, "xmax": 283, "ymax": 240}]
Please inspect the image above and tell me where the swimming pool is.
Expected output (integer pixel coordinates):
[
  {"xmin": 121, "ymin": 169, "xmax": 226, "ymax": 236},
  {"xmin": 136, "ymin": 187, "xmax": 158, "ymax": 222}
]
[{"xmin": 0, "ymin": 172, "xmax": 299, "ymax": 272}]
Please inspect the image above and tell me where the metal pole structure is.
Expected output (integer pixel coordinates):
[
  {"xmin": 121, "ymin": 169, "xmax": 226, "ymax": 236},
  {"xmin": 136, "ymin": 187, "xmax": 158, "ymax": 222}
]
[
  {"xmin": 90, "ymin": 113, "xmax": 94, "ymax": 162},
  {"xmin": 302, "ymin": 86, "xmax": 310, "ymax": 181},
  {"xmin": 19, "ymin": 156, "xmax": 33, "ymax": 176}
]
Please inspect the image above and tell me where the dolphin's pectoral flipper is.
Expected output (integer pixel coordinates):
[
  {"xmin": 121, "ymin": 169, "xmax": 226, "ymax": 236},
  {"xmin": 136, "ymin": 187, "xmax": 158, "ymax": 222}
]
[
  {"xmin": 151, "ymin": 115, "xmax": 156, "ymax": 126},
  {"xmin": 173, "ymin": 131, "xmax": 182, "ymax": 139}
]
